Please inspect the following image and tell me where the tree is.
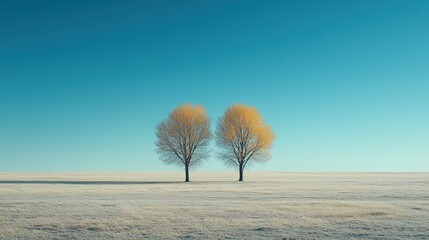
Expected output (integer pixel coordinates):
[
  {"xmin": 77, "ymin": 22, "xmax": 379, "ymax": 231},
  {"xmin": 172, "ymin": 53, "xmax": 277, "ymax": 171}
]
[
  {"xmin": 216, "ymin": 104, "xmax": 275, "ymax": 181},
  {"xmin": 156, "ymin": 104, "xmax": 212, "ymax": 182}
]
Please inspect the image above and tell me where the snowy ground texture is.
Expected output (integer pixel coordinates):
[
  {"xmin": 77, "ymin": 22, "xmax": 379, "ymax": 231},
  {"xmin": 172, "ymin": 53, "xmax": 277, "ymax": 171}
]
[{"xmin": 0, "ymin": 172, "xmax": 428, "ymax": 239}]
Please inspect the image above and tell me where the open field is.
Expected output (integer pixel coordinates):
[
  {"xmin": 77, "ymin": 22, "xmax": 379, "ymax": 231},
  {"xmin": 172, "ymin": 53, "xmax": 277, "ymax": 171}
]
[{"xmin": 0, "ymin": 172, "xmax": 428, "ymax": 239}]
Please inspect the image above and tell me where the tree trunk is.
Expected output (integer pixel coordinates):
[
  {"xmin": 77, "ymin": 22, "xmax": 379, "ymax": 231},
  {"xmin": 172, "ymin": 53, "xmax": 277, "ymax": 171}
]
[
  {"xmin": 239, "ymin": 164, "xmax": 244, "ymax": 181},
  {"xmin": 185, "ymin": 164, "xmax": 190, "ymax": 182}
]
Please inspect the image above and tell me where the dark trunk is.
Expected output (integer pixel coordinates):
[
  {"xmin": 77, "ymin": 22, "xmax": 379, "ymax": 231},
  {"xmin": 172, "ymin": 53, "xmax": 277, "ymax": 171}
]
[
  {"xmin": 185, "ymin": 164, "xmax": 190, "ymax": 182},
  {"xmin": 239, "ymin": 164, "xmax": 244, "ymax": 181}
]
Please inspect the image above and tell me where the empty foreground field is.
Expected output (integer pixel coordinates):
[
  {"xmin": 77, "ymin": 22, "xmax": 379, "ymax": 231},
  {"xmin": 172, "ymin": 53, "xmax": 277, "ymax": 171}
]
[{"xmin": 0, "ymin": 172, "xmax": 428, "ymax": 239}]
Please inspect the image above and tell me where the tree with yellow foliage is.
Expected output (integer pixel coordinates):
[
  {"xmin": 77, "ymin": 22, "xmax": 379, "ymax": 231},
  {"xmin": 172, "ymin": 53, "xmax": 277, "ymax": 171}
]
[
  {"xmin": 156, "ymin": 104, "xmax": 212, "ymax": 182},
  {"xmin": 216, "ymin": 104, "xmax": 275, "ymax": 181}
]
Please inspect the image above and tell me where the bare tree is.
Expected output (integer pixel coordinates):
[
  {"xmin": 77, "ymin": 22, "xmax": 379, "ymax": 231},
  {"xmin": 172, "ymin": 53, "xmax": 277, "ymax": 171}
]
[
  {"xmin": 216, "ymin": 104, "xmax": 275, "ymax": 181},
  {"xmin": 156, "ymin": 104, "xmax": 212, "ymax": 182}
]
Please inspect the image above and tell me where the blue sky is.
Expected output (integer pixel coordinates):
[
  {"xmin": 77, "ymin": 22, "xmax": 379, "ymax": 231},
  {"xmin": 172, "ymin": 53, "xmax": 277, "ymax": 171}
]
[{"xmin": 1, "ymin": 0, "xmax": 428, "ymax": 172}]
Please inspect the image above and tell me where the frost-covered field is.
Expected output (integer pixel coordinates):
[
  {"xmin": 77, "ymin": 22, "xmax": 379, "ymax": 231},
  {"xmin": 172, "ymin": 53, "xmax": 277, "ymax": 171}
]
[{"xmin": 0, "ymin": 172, "xmax": 428, "ymax": 239}]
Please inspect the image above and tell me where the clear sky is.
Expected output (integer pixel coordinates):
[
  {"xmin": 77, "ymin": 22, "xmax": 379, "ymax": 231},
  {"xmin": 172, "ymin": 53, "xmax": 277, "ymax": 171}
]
[{"xmin": 1, "ymin": 0, "xmax": 428, "ymax": 172}]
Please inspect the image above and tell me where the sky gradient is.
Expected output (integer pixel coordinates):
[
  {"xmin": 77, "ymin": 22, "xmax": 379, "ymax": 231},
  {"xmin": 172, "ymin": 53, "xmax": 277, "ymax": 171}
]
[{"xmin": 1, "ymin": 0, "xmax": 428, "ymax": 172}]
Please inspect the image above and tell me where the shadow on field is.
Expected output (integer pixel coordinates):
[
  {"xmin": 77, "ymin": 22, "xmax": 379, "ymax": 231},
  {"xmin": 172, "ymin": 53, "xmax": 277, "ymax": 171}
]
[
  {"xmin": 0, "ymin": 180, "xmax": 240, "ymax": 185},
  {"xmin": 0, "ymin": 181, "xmax": 185, "ymax": 185}
]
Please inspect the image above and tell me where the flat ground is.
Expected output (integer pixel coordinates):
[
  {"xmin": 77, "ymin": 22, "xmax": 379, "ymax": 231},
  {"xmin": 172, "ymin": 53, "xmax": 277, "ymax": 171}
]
[{"xmin": 0, "ymin": 172, "xmax": 428, "ymax": 239}]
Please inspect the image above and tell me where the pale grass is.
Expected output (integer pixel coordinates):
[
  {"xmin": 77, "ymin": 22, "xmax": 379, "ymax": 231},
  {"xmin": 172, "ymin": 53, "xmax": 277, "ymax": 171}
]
[{"xmin": 0, "ymin": 172, "xmax": 428, "ymax": 239}]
